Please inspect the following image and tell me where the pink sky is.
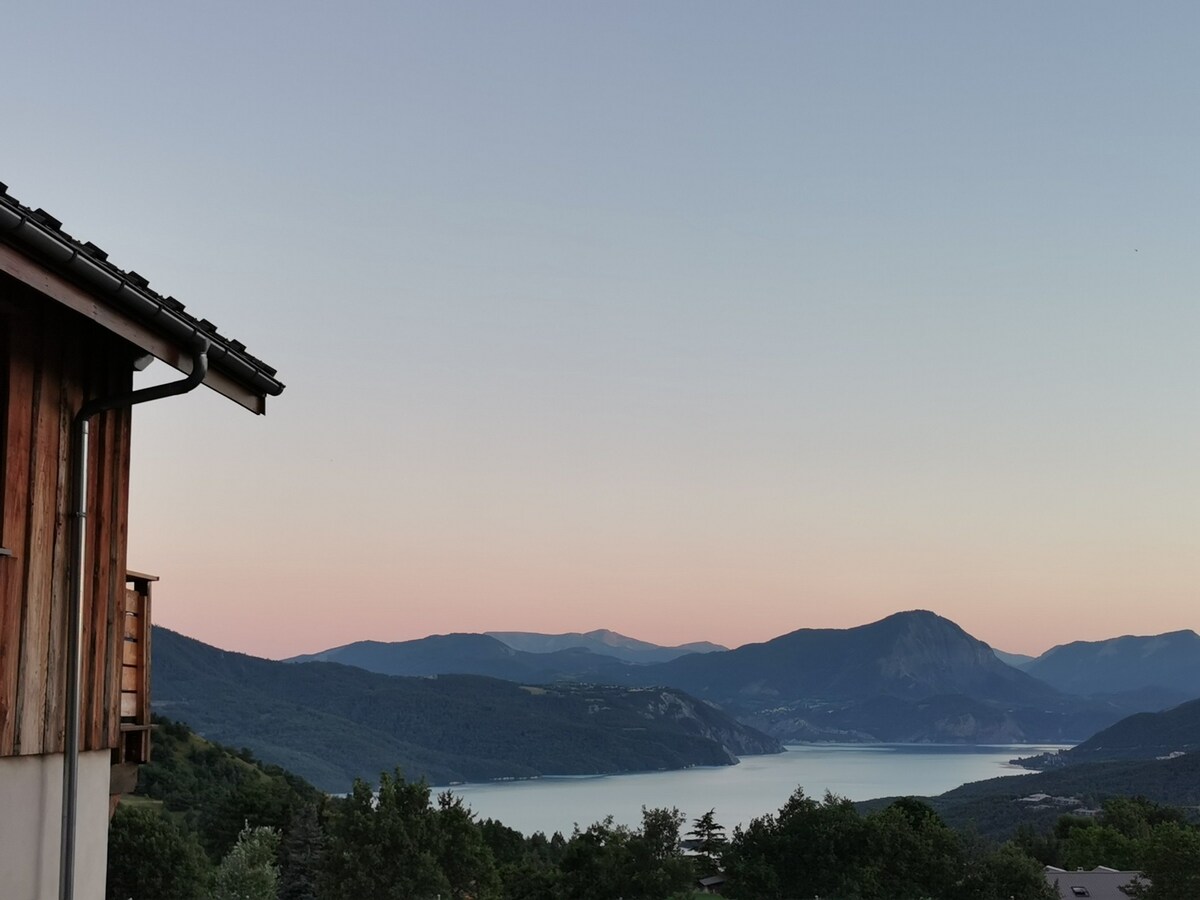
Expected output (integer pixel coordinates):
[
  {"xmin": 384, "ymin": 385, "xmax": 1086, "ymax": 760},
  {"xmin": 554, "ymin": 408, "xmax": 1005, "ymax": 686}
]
[{"xmin": 7, "ymin": 4, "xmax": 1197, "ymax": 662}]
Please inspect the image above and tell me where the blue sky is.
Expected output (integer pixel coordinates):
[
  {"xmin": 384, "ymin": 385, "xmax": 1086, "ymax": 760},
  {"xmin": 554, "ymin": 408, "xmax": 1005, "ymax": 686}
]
[{"xmin": 6, "ymin": 3, "xmax": 1199, "ymax": 655}]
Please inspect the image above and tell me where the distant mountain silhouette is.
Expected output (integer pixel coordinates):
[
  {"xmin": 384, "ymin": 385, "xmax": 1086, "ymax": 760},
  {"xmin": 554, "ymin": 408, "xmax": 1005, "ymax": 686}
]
[
  {"xmin": 1023, "ymin": 630, "xmax": 1200, "ymax": 698},
  {"xmin": 486, "ymin": 628, "xmax": 726, "ymax": 664},
  {"xmin": 286, "ymin": 633, "xmax": 637, "ymax": 682},
  {"xmin": 156, "ymin": 627, "xmax": 780, "ymax": 792},
  {"xmin": 992, "ymin": 649, "xmax": 1034, "ymax": 669},
  {"xmin": 642, "ymin": 610, "xmax": 1054, "ymax": 705},
  {"xmin": 286, "ymin": 611, "xmax": 1159, "ymax": 746},
  {"xmin": 629, "ymin": 611, "xmax": 1128, "ymax": 743}
]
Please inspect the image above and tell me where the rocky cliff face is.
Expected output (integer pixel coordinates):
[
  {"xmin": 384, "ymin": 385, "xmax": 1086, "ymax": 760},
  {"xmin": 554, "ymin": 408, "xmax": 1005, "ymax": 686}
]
[{"xmin": 625, "ymin": 688, "xmax": 782, "ymax": 757}]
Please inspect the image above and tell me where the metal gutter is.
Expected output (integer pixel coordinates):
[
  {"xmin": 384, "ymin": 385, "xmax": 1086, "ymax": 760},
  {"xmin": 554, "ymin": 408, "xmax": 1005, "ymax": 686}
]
[
  {"xmin": 0, "ymin": 187, "xmax": 284, "ymax": 403},
  {"xmin": 59, "ymin": 338, "xmax": 210, "ymax": 900}
]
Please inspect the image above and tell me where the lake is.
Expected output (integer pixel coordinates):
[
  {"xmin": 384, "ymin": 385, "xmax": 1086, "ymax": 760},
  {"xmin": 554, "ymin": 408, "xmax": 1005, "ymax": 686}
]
[{"xmin": 441, "ymin": 743, "xmax": 1068, "ymax": 836}]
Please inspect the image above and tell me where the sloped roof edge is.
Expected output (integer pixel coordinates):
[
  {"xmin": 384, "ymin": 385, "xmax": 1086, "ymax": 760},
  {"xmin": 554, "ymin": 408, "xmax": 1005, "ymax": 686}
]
[{"xmin": 0, "ymin": 182, "xmax": 285, "ymax": 407}]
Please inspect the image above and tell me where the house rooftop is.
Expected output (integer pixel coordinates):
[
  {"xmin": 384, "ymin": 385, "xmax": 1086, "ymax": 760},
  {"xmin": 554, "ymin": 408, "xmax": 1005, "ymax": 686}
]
[
  {"xmin": 0, "ymin": 181, "xmax": 284, "ymax": 413},
  {"xmin": 1044, "ymin": 866, "xmax": 1145, "ymax": 900}
]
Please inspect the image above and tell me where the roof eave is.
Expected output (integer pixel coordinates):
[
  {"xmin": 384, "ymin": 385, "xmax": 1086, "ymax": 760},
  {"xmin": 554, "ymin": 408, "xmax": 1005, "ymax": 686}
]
[{"xmin": 0, "ymin": 186, "xmax": 284, "ymax": 414}]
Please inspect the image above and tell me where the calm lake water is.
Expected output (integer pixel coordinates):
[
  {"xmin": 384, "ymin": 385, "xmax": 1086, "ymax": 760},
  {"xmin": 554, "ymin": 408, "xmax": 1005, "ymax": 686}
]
[{"xmin": 440, "ymin": 744, "xmax": 1068, "ymax": 836}]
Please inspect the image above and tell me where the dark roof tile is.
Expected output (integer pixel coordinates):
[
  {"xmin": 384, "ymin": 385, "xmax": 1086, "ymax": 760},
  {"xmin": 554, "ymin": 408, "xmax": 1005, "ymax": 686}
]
[
  {"xmin": 82, "ymin": 241, "xmax": 108, "ymax": 262},
  {"xmin": 0, "ymin": 183, "xmax": 284, "ymax": 401},
  {"xmin": 31, "ymin": 209, "xmax": 63, "ymax": 231}
]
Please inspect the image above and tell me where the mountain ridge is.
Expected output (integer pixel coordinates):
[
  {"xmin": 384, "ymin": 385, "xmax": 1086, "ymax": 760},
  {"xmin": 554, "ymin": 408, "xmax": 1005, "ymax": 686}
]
[
  {"xmin": 155, "ymin": 626, "xmax": 780, "ymax": 792},
  {"xmin": 283, "ymin": 610, "xmax": 1158, "ymax": 745},
  {"xmin": 1023, "ymin": 630, "xmax": 1200, "ymax": 698},
  {"xmin": 636, "ymin": 609, "xmax": 1057, "ymax": 706},
  {"xmin": 286, "ymin": 632, "xmax": 638, "ymax": 682},
  {"xmin": 486, "ymin": 628, "xmax": 727, "ymax": 663}
]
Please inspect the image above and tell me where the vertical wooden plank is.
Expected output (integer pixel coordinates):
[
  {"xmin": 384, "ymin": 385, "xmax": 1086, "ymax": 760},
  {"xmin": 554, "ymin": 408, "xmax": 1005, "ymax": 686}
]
[
  {"xmin": 77, "ymin": 336, "xmax": 103, "ymax": 752},
  {"xmin": 15, "ymin": 310, "xmax": 62, "ymax": 755},
  {"xmin": 42, "ymin": 322, "xmax": 76, "ymax": 754},
  {"xmin": 141, "ymin": 580, "xmax": 152, "ymax": 762},
  {"xmin": 85, "ymin": 371, "xmax": 114, "ymax": 751},
  {"xmin": 0, "ymin": 297, "xmax": 138, "ymax": 756},
  {"xmin": 87, "ymin": 346, "xmax": 131, "ymax": 752},
  {"xmin": 0, "ymin": 313, "xmax": 35, "ymax": 755},
  {"xmin": 43, "ymin": 314, "xmax": 81, "ymax": 753},
  {"xmin": 105, "ymin": 401, "xmax": 132, "ymax": 748}
]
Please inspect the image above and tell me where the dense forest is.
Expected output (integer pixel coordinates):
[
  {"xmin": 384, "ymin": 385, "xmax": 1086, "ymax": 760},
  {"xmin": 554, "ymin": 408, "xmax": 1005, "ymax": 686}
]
[
  {"xmin": 106, "ymin": 716, "xmax": 1200, "ymax": 899},
  {"xmin": 152, "ymin": 628, "xmax": 779, "ymax": 790}
]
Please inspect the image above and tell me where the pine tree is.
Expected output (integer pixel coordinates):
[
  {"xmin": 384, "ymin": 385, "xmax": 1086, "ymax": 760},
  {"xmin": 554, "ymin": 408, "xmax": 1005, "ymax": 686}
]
[
  {"xmin": 688, "ymin": 808, "xmax": 728, "ymax": 874},
  {"xmin": 279, "ymin": 800, "xmax": 325, "ymax": 900}
]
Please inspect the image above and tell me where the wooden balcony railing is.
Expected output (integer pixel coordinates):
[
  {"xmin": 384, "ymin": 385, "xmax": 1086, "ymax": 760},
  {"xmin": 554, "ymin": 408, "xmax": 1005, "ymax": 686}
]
[{"xmin": 117, "ymin": 570, "xmax": 156, "ymax": 766}]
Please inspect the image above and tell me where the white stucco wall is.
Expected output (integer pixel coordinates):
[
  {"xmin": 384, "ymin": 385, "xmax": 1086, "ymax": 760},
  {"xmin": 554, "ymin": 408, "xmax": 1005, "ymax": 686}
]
[{"xmin": 0, "ymin": 750, "xmax": 111, "ymax": 900}]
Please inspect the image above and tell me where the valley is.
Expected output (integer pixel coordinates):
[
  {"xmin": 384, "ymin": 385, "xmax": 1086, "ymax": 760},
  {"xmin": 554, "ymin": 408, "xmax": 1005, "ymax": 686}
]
[{"xmin": 155, "ymin": 610, "xmax": 1200, "ymax": 797}]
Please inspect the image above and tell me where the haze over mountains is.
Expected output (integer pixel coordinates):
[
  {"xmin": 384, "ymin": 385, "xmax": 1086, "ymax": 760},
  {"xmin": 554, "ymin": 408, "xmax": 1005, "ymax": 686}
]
[
  {"xmin": 288, "ymin": 611, "xmax": 1189, "ymax": 744},
  {"xmin": 156, "ymin": 610, "xmax": 1200, "ymax": 792},
  {"xmin": 618, "ymin": 611, "xmax": 1135, "ymax": 743},
  {"xmin": 154, "ymin": 628, "xmax": 779, "ymax": 792},
  {"xmin": 287, "ymin": 633, "xmax": 637, "ymax": 683},
  {"xmin": 1023, "ymin": 630, "xmax": 1200, "ymax": 700},
  {"xmin": 486, "ymin": 629, "xmax": 727, "ymax": 664}
]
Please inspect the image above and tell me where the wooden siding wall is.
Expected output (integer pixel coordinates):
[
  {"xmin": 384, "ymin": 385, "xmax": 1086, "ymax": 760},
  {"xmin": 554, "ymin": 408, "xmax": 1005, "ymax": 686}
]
[{"xmin": 0, "ymin": 276, "xmax": 134, "ymax": 757}]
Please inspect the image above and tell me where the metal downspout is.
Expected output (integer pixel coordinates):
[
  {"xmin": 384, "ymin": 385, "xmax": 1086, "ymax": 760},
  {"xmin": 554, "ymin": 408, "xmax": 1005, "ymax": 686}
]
[{"xmin": 59, "ymin": 337, "xmax": 210, "ymax": 900}]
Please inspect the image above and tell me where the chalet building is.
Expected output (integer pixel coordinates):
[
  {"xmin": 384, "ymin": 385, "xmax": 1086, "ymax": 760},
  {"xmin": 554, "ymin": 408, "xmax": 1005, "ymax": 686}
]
[{"xmin": 0, "ymin": 182, "xmax": 284, "ymax": 900}]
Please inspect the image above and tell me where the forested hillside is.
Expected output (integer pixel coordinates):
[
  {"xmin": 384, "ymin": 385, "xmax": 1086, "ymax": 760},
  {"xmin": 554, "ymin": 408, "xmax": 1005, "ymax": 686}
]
[
  {"xmin": 108, "ymin": 718, "xmax": 1061, "ymax": 900},
  {"xmin": 286, "ymin": 632, "xmax": 638, "ymax": 682},
  {"xmin": 109, "ymin": 717, "xmax": 1200, "ymax": 899},
  {"xmin": 861, "ymin": 752, "xmax": 1200, "ymax": 842},
  {"xmin": 1024, "ymin": 630, "xmax": 1200, "ymax": 697},
  {"xmin": 153, "ymin": 627, "xmax": 779, "ymax": 791},
  {"xmin": 629, "ymin": 610, "xmax": 1128, "ymax": 742}
]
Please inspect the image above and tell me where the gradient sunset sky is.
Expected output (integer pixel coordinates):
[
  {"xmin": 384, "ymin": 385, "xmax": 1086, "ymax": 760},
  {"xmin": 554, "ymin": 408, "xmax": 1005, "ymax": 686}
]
[{"xmin": 6, "ymin": 3, "xmax": 1198, "ymax": 658}]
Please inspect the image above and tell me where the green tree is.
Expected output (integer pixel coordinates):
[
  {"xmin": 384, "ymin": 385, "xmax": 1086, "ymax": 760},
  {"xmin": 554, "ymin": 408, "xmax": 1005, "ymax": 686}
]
[
  {"xmin": 481, "ymin": 820, "xmax": 563, "ymax": 900},
  {"xmin": 557, "ymin": 811, "xmax": 694, "ymax": 900},
  {"xmin": 960, "ymin": 841, "xmax": 1058, "ymax": 900},
  {"xmin": 629, "ymin": 807, "xmax": 695, "ymax": 899},
  {"xmin": 688, "ymin": 808, "xmax": 727, "ymax": 875},
  {"xmin": 1013, "ymin": 822, "xmax": 1061, "ymax": 867},
  {"xmin": 724, "ymin": 790, "xmax": 874, "ymax": 899},
  {"xmin": 212, "ymin": 823, "xmax": 280, "ymax": 900},
  {"xmin": 279, "ymin": 800, "xmax": 324, "ymax": 900},
  {"xmin": 1102, "ymin": 797, "xmax": 1184, "ymax": 837},
  {"xmin": 106, "ymin": 804, "xmax": 211, "ymax": 900},
  {"xmin": 723, "ymin": 814, "xmax": 784, "ymax": 899},
  {"xmin": 1125, "ymin": 823, "xmax": 1200, "ymax": 900},
  {"xmin": 435, "ymin": 791, "xmax": 501, "ymax": 899},
  {"xmin": 319, "ymin": 771, "xmax": 450, "ymax": 900},
  {"xmin": 864, "ymin": 798, "xmax": 963, "ymax": 898},
  {"xmin": 496, "ymin": 859, "xmax": 562, "ymax": 900},
  {"xmin": 1060, "ymin": 823, "xmax": 1142, "ymax": 871},
  {"xmin": 558, "ymin": 817, "xmax": 636, "ymax": 900}
]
